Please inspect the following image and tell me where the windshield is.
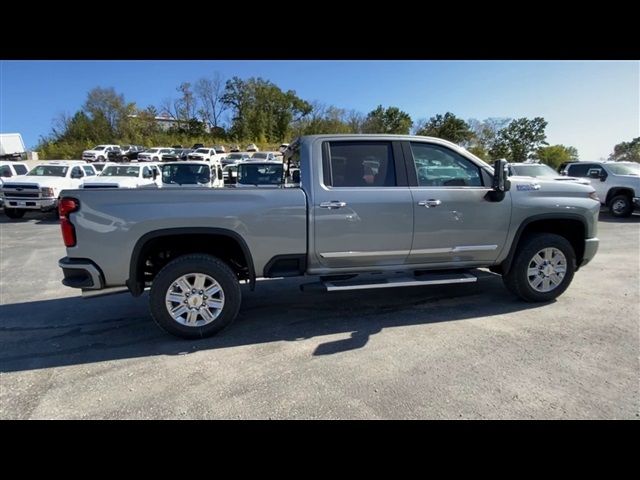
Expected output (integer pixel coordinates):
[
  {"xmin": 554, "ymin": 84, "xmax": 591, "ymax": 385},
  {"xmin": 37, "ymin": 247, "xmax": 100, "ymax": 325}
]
[
  {"xmin": 161, "ymin": 164, "xmax": 211, "ymax": 185},
  {"xmin": 251, "ymin": 153, "xmax": 268, "ymax": 159},
  {"xmin": 27, "ymin": 165, "xmax": 68, "ymax": 177},
  {"xmin": 607, "ymin": 163, "xmax": 640, "ymax": 175},
  {"xmin": 511, "ymin": 164, "xmax": 558, "ymax": 177},
  {"xmin": 92, "ymin": 146, "xmax": 106, "ymax": 151},
  {"xmin": 195, "ymin": 149, "xmax": 210, "ymax": 154},
  {"xmin": 227, "ymin": 153, "xmax": 244, "ymax": 160},
  {"xmin": 100, "ymin": 166, "xmax": 140, "ymax": 177},
  {"xmin": 237, "ymin": 164, "xmax": 283, "ymax": 185}
]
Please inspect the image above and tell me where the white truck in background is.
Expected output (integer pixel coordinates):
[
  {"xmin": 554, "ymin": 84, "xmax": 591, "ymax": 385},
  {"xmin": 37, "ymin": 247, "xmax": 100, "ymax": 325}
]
[{"xmin": 0, "ymin": 133, "xmax": 27, "ymax": 161}]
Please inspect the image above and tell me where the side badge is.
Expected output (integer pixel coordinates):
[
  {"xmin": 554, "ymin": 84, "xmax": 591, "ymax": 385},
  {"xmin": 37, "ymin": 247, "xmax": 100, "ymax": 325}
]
[{"xmin": 516, "ymin": 183, "xmax": 541, "ymax": 191}]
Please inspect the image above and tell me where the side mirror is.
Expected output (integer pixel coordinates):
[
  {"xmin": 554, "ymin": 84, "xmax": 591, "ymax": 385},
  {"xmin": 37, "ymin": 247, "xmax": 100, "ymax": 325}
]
[
  {"xmin": 292, "ymin": 170, "xmax": 301, "ymax": 183},
  {"xmin": 486, "ymin": 159, "xmax": 510, "ymax": 202}
]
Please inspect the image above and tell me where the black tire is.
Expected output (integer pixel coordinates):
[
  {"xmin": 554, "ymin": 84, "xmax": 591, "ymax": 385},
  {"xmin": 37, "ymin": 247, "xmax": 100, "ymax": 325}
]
[
  {"xmin": 608, "ymin": 194, "xmax": 632, "ymax": 218},
  {"xmin": 98, "ymin": 156, "xmax": 105, "ymax": 162},
  {"xmin": 121, "ymin": 156, "xmax": 128, "ymax": 162},
  {"xmin": 4, "ymin": 208, "xmax": 26, "ymax": 219},
  {"xmin": 503, "ymin": 233, "xmax": 576, "ymax": 302},
  {"xmin": 149, "ymin": 254, "xmax": 241, "ymax": 339}
]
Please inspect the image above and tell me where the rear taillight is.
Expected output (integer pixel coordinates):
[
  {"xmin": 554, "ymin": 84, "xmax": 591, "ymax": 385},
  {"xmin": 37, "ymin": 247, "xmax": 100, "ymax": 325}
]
[{"xmin": 58, "ymin": 197, "xmax": 79, "ymax": 247}]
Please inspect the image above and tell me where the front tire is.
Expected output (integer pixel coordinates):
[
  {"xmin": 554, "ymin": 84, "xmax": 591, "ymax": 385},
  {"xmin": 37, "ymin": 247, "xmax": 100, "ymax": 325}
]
[
  {"xmin": 4, "ymin": 208, "xmax": 26, "ymax": 219},
  {"xmin": 503, "ymin": 233, "xmax": 576, "ymax": 302},
  {"xmin": 608, "ymin": 194, "xmax": 632, "ymax": 218},
  {"xmin": 149, "ymin": 254, "xmax": 241, "ymax": 339}
]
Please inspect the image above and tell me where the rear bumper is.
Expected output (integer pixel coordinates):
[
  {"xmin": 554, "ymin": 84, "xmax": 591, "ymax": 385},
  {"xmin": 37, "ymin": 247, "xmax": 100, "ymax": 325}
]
[
  {"xmin": 580, "ymin": 237, "xmax": 599, "ymax": 267},
  {"xmin": 58, "ymin": 257, "xmax": 105, "ymax": 289}
]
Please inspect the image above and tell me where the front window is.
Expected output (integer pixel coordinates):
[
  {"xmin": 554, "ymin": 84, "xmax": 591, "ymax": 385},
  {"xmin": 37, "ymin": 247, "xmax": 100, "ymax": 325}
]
[
  {"xmin": 83, "ymin": 166, "xmax": 96, "ymax": 176},
  {"xmin": 161, "ymin": 164, "xmax": 211, "ymax": 185},
  {"xmin": 510, "ymin": 164, "xmax": 558, "ymax": 177},
  {"xmin": 410, "ymin": 143, "xmax": 483, "ymax": 187},
  {"xmin": 92, "ymin": 146, "xmax": 106, "ymax": 151},
  {"xmin": 101, "ymin": 166, "xmax": 140, "ymax": 177},
  {"xmin": 195, "ymin": 149, "xmax": 210, "ymax": 154},
  {"xmin": 607, "ymin": 163, "xmax": 640, "ymax": 176},
  {"xmin": 237, "ymin": 164, "xmax": 283, "ymax": 185},
  {"xmin": 26, "ymin": 165, "xmax": 68, "ymax": 177}
]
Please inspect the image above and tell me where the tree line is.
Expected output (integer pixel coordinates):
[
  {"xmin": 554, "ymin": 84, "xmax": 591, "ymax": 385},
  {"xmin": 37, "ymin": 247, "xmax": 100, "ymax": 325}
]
[{"xmin": 37, "ymin": 73, "xmax": 639, "ymax": 165}]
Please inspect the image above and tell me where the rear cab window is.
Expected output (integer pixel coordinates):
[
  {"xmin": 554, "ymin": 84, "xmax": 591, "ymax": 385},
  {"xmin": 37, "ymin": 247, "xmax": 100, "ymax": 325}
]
[{"xmin": 322, "ymin": 141, "xmax": 398, "ymax": 187}]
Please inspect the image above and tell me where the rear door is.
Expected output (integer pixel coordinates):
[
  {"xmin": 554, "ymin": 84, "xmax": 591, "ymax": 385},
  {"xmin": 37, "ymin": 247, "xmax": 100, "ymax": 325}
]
[
  {"xmin": 405, "ymin": 141, "xmax": 511, "ymax": 265},
  {"xmin": 313, "ymin": 140, "xmax": 414, "ymax": 268}
]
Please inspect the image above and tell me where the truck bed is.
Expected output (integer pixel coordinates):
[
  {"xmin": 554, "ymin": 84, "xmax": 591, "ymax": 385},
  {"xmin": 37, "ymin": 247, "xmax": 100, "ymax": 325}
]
[{"xmin": 62, "ymin": 187, "xmax": 308, "ymax": 287}]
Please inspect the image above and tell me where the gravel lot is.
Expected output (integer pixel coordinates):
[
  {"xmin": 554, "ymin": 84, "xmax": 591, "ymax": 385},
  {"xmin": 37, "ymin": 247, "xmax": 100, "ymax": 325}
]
[{"xmin": 0, "ymin": 210, "xmax": 638, "ymax": 419}]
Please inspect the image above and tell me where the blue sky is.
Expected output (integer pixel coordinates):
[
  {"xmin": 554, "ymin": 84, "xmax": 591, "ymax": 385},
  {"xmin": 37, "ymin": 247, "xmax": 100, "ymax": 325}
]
[{"xmin": 1, "ymin": 60, "xmax": 638, "ymax": 159}]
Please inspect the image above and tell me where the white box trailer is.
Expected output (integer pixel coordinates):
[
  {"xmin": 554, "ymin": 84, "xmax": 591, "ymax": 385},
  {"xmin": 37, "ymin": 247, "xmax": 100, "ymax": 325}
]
[{"xmin": 0, "ymin": 133, "xmax": 27, "ymax": 160}]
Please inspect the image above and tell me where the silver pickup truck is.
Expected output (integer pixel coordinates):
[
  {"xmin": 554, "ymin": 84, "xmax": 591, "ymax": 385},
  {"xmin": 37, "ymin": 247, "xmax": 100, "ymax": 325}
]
[{"xmin": 57, "ymin": 135, "xmax": 600, "ymax": 339}]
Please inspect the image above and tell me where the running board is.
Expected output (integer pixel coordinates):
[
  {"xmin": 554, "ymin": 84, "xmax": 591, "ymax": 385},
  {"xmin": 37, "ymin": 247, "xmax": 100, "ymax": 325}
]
[{"xmin": 301, "ymin": 272, "xmax": 477, "ymax": 292}]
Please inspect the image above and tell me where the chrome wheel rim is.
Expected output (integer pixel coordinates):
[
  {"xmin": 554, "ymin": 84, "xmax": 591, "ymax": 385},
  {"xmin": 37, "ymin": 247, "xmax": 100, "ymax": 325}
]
[
  {"xmin": 165, "ymin": 273, "xmax": 225, "ymax": 327},
  {"xmin": 527, "ymin": 247, "xmax": 567, "ymax": 293},
  {"xmin": 612, "ymin": 199, "xmax": 627, "ymax": 214}
]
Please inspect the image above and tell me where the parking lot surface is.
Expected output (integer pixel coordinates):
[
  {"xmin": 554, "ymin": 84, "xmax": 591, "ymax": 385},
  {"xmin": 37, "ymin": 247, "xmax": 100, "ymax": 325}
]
[{"xmin": 0, "ymin": 211, "xmax": 638, "ymax": 419}]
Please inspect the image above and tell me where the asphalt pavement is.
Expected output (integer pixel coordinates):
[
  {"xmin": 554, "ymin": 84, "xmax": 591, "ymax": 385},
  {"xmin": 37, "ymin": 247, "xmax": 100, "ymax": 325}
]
[{"xmin": 0, "ymin": 210, "xmax": 638, "ymax": 419}]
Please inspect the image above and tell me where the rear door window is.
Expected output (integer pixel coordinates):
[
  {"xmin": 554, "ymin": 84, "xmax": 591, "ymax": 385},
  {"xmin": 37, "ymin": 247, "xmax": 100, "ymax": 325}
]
[{"xmin": 325, "ymin": 141, "xmax": 396, "ymax": 187}]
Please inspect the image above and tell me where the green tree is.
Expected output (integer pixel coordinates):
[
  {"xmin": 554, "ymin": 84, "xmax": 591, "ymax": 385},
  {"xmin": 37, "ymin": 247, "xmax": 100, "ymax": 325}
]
[
  {"xmin": 609, "ymin": 137, "xmax": 640, "ymax": 162},
  {"xmin": 83, "ymin": 86, "xmax": 132, "ymax": 138},
  {"xmin": 362, "ymin": 105, "xmax": 412, "ymax": 134},
  {"xmin": 222, "ymin": 77, "xmax": 312, "ymax": 142},
  {"xmin": 490, "ymin": 117, "xmax": 548, "ymax": 162},
  {"xmin": 414, "ymin": 112, "xmax": 473, "ymax": 145},
  {"xmin": 467, "ymin": 117, "xmax": 512, "ymax": 160},
  {"xmin": 535, "ymin": 145, "xmax": 579, "ymax": 169}
]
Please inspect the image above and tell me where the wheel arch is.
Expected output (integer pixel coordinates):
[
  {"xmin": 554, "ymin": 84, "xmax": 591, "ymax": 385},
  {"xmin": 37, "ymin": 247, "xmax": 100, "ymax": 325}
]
[
  {"xmin": 499, "ymin": 214, "xmax": 587, "ymax": 275},
  {"xmin": 605, "ymin": 187, "xmax": 634, "ymax": 205},
  {"xmin": 127, "ymin": 227, "xmax": 256, "ymax": 296}
]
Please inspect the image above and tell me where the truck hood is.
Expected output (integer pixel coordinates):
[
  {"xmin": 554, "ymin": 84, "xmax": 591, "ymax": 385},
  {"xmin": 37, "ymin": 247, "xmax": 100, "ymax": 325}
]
[
  {"xmin": 1, "ymin": 177, "xmax": 72, "ymax": 189},
  {"xmin": 83, "ymin": 177, "xmax": 141, "ymax": 188},
  {"xmin": 510, "ymin": 176, "xmax": 595, "ymax": 195}
]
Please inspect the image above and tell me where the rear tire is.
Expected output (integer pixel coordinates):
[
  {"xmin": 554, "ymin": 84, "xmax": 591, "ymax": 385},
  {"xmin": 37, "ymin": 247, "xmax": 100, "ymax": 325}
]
[
  {"xmin": 503, "ymin": 233, "xmax": 576, "ymax": 302},
  {"xmin": 149, "ymin": 254, "xmax": 241, "ymax": 339},
  {"xmin": 608, "ymin": 194, "xmax": 632, "ymax": 218},
  {"xmin": 4, "ymin": 208, "xmax": 26, "ymax": 219}
]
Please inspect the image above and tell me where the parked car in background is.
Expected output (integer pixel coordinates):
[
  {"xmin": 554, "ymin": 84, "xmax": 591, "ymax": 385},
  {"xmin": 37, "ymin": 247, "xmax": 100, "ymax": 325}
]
[
  {"xmin": 229, "ymin": 144, "xmax": 241, "ymax": 152},
  {"xmin": 82, "ymin": 145, "xmax": 120, "ymax": 162},
  {"xmin": 1, "ymin": 161, "xmax": 96, "ymax": 219},
  {"xmin": 234, "ymin": 161, "xmax": 284, "ymax": 187},
  {"xmin": 250, "ymin": 151, "xmax": 279, "ymax": 162},
  {"xmin": 107, "ymin": 145, "xmax": 144, "ymax": 162},
  {"xmin": 82, "ymin": 163, "xmax": 161, "ymax": 189},
  {"xmin": 223, "ymin": 152, "xmax": 251, "ymax": 166},
  {"xmin": 188, "ymin": 148, "xmax": 218, "ymax": 162},
  {"xmin": 138, "ymin": 148, "xmax": 172, "ymax": 162},
  {"xmin": 0, "ymin": 162, "xmax": 29, "ymax": 207},
  {"xmin": 279, "ymin": 143, "xmax": 290, "ymax": 154},
  {"xmin": 214, "ymin": 145, "xmax": 226, "ymax": 154},
  {"xmin": 191, "ymin": 143, "xmax": 204, "ymax": 150},
  {"xmin": 159, "ymin": 161, "xmax": 224, "ymax": 188},
  {"xmin": 508, "ymin": 163, "xmax": 590, "ymax": 185},
  {"xmin": 561, "ymin": 161, "xmax": 640, "ymax": 217},
  {"xmin": 161, "ymin": 149, "xmax": 192, "ymax": 162},
  {"xmin": 246, "ymin": 143, "xmax": 259, "ymax": 152}
]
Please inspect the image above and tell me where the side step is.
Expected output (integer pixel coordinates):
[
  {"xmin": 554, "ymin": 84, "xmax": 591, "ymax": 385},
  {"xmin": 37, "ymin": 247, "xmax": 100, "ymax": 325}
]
[{"xmin": 301, "ymin": 271, "xmax": 477, "ymax": 292}]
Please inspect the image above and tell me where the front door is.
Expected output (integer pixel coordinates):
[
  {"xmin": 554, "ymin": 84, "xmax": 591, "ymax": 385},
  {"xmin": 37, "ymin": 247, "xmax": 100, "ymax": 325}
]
[
  {"xmin": 313, "ymin": 140, "xmax": 414, "ymax": 268},
  {"xmin": 405, "ymin": 142, "xmax": 511, "ymax": 265}
]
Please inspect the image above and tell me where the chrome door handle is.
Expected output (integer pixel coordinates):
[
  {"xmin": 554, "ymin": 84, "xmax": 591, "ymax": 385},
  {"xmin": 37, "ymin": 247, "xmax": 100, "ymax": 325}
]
[
  {"xmin": 320, "ymin": 201, "xmax": 348, "ymax": 209},
  {"xmin": 418, "ymin": 199, "xmax": 442, "ymax": 208}
]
